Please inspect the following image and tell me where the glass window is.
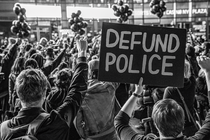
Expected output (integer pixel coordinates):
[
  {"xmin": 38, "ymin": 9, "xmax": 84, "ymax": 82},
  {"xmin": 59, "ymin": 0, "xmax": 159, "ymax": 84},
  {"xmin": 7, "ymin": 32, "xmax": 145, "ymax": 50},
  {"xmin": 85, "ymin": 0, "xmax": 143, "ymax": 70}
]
[
  {"xmin": 36, "ymin": 0, "xmax": 56, "ymax": 3},
  {"xmin": 65, "ymin": 0, "xmax": 75, "ymax": 4},
  {"xmin": 18, "ymin": 0, "xmax": 36, "ymax": 2}
]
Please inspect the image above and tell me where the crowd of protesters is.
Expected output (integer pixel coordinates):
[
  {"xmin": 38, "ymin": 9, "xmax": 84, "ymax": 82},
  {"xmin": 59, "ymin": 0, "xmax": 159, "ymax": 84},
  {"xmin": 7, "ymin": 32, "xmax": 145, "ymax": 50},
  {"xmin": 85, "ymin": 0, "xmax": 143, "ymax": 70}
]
[{"xmin": 0, "ymin": 29, "xmax": 210, "ymax": 140}]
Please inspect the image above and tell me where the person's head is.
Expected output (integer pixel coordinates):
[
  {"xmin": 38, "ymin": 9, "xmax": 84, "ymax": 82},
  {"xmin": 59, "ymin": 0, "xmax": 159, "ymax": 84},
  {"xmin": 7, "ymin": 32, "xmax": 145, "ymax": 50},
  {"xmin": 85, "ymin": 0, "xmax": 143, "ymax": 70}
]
[
  {"xmin": 57, "ymin": 61, "xmax": 68, "ymax": 71},
  {"xmin": 8, "ymin": 37, "xmax": 16, "ymax": 45},
  {"xmin": 25, "ymin": 43, "xmax": 33, "ymax": 52},
  {"xmin": 15, "ymin": 68, "xmax": 48, "ymax": 108},
  {"xmin": 201, "ymin": 42, "xmax": 210, "ymax": 57},
  {"xmin": 46, "ymin": 47, "xmax": 54, "ymax": 58},
  {"xmin": 91, "ymin": 55, "xmax": 98, "ymax": 60},
  {"xmin": 36, "ymin": 45, "xmax": 43, "ymax": 51},
  {"xmin": 40, "ymin": 37, "xmax": 48, "ymax": 47},
  {"xmin": 184, "ymin": 59, "xmax": 191, "ymax": 79},
  {"xmin": 11, "ymin": 57, "xmax": 26, "ymax": 75},
  {"xmin": 3, "ymin": 38, "xmax": 8, "ymax": 45},
  {"xmin": 152, "ymin": 99, "xmax": 185, "ymax": 138},
  {"xmin": 31, "ymin": 53, "xmax": 45, "ymax": 68},
  {"xmin": 49, "ymin": 40, "xmax": 55, "ymax": 45},
  {"xmin": 88, "ymin": 59, "xmax": 99, "ymax": 79},
  {"xmin": 24, "ymin": 58, "xmax": 39, "ymax": 69},
  {"xmin": 185, "ymin": 43, "xmax": 195, "ymax": 57},
  {"xmin": 26, "ymin": 48, "xmax": 37, "ymax": 59},
  {"xmin": 197, "ymin": 36, "xmax": 205, "ymax": 44},
  {"xmin": 55, "ymin": 68, "xmax": 72, "ymax": 88}
]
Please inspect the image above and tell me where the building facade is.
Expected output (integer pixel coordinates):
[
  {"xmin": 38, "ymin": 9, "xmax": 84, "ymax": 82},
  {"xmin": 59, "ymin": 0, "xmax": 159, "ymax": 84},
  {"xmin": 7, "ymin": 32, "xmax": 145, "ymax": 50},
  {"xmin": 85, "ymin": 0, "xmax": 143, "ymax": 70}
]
[{"xmin": 0, "ymin": 0, "xmax": 209, "ymax": 41}]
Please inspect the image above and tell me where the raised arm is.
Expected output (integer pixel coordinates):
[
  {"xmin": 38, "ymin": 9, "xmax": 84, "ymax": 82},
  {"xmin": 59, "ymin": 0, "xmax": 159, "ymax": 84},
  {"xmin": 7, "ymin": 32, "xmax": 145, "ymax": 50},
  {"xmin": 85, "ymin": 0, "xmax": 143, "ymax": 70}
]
[
  {"xmin": 42, "ymin": 45, "xmax": 67, "ymax": 77},
  {"xmin": 57, "ymin": 36, "xmax": 88, "ymax": 126},
  {"xmin": 0, "ymin": 39, "xmax": 21, "ymax": 92},
  {"xmin": 1, "ymin": 39, "xmax": 21, "ymax": 73},
  {"xmin": 197, "ymin": 56, "xmax": 210, "ymax": 102},
  {"xmin": 189, "ymin": 56, "xmax": 210, "ymax": 140},
  {"xmin": 114, "ymin": 78, "xmax": 146, "ymax": 140}
]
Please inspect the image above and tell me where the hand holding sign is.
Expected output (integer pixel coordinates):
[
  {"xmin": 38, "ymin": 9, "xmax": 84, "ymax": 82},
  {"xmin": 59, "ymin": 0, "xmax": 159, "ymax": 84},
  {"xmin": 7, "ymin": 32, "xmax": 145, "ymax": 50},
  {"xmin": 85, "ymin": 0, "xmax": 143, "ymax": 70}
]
[
  {"xmin": 99, "ymin": 23, "xmax": 186, "ymax": 87},
  {"xmin": 134, "ymin": 77, "xmax": 144, "ymax": 96}
]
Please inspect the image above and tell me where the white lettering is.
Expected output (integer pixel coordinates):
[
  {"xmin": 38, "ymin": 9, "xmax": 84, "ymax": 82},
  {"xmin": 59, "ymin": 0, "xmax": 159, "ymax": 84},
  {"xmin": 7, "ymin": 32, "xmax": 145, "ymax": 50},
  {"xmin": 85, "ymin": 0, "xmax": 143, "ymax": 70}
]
[
  {"xmin": 116, "ymin": 54, "xmax": 128, "ymax": 73},
  {"xmin": 142, "ymin": 33, "xmax": 156, "ymax": 52},
  {"xmin": 149, "ymin": 54, "xmax": 161, "ymax": 74},
  {"xmin": 106, "ymin": 29, "xmax": 119, "ymax": 48},
  {"xmin": 119, "ymin": 31, "xmax": 131, "ymax": 50},
  {"xmin": 128, "ymin": 55, "xmax": 139, "ymax": 73},
  {"xmin": 161, "ymin": 56, "xmax": 175, "ymax": 76},
  {"xmin": 105, "ymin": 53, "xmax": 116, "ymax": 71},
  {"xmin": 155, "ymin": 34, "xmax": 168, "ymax": 52},
  {"xmin": 142, "ymin": 55, "xmax": 147, "ymax": 74},
  {"xmin": 168, "ymin": 34, "xmax": 180, "ymax": 53},
  {"xmin": 130, "ymin": 32, "xmax": 142, "ymax": 50}
]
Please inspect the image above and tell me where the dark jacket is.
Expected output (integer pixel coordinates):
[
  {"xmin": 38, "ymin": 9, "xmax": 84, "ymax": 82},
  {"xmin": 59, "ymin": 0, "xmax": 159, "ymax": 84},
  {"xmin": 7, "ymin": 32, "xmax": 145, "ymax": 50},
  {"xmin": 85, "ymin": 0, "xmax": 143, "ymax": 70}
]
[
  {"xmin": 190, "ymin": 104, "xmax": 210, "ymax": 140},
  {"xmin": 114, "ymin": 111, "xmax": 188, "ymax": 140},
  {"xmin": 0, "ymin": 56, "xmax": 88, "ymax": 140},
  {"xmin": 75, "ymin": 80, "xmax": 119, "ymax": 139},
  {"xmin": 42, "ymin": 48, "xmax": 66, "ymax": 77},
  {"xmin": 114, "ymin": 94, "xmax": 210, "ymax": 140},
  {"xmin": 8, "ymin": 73, "xmax": 17, "ymax": 107},
  {"xmin": 163, "ymin": 75, "xmax": 196, "ymax": 128},
  {"xmin": 45, "ymin": 87, "xmax": 68, "ymax": 113},
  {"xmin": 0, "ymin": 43, "xmax": 18, "ymax": 97}
]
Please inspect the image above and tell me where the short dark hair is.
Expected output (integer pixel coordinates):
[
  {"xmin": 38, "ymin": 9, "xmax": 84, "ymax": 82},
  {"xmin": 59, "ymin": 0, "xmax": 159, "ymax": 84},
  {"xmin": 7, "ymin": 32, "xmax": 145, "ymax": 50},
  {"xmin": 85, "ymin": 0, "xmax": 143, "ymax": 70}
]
[
  {"xmin": 31, "ymin": 53, "xmax": 45, "ymax": 68},
  {"xmin": 55, "ymin": 68, "xmax": 72, "ymax": 88},
  {"xmin": 27, "ymin": 48, "xmax": 37, "ymax": 58},
  {"xmin": 15, "ymin": 69, "xmax": 48, "ymax": 104},
  {"xmin": 25, "ymin": 44, "xmax": 33, "ymax": 52},
  {"xmin": 11, "ymin": 57, "xmax": 26, "ymax": 75},
  {"xmin": 24, "ymin": 58, "xmax": 38, "ymax": 69},
  {"xmin": 152, "ymin": 99, "xmax": 185, "ymax": 138}
]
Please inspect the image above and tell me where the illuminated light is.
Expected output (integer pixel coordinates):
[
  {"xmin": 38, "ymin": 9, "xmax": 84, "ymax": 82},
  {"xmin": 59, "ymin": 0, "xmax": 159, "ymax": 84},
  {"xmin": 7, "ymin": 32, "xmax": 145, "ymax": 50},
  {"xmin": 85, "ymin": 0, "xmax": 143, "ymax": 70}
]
[
  {"xmin": 21, "ymin": 4, "xmax": 61, "ymax": 18},
  {"xmin": 66, "ymin": 7, "xmax": 117, "ymax": 19},
  {"xmin": 134, "ymin": 8, "xmax": 207, "ymax": 16},
  {"xmin": 18, "ymin": 4, "xmax": 209, "ymax": 19},
  {"xmin": 20, "ymin": 4, "xmax": 117, "ymax": 19}
]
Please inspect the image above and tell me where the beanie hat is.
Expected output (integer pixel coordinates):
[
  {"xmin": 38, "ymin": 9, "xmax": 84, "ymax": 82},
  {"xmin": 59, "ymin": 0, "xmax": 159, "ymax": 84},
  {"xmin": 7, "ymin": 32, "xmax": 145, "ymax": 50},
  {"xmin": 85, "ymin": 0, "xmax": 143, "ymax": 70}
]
[
  {"xmin": 25, "ymin": 44, "xmax": 33, "ymax": 52},
  {"xmin": 88, "ymin": 59, "xmax": 99, "ymax": 72},
  {"xmin": 27, "ymin": 48, "xmax": 37, "ymax": 58},
  {"xmin": 46, "ymin": 47, "xmax": 54, "ymax": 58},
  {"xmin": 46, "ymin": 47, "xmax": 54, "ymax": 54}
]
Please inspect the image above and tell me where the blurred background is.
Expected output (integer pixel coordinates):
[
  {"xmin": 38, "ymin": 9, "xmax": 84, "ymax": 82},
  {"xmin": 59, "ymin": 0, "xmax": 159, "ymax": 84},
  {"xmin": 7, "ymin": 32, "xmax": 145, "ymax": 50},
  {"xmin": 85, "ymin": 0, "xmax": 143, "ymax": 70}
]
[{"xmin": 0, "ymin": 0, "xmax": 209, "ymax": 43}]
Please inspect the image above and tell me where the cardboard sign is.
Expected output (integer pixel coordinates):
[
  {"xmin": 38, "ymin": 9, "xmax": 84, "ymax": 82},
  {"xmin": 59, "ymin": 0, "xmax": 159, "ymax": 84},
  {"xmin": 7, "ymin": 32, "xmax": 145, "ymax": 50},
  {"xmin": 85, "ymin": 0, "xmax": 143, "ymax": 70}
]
[{"xmin": 98, "ymin": 22, "xmax": 186, "ymax": 87}]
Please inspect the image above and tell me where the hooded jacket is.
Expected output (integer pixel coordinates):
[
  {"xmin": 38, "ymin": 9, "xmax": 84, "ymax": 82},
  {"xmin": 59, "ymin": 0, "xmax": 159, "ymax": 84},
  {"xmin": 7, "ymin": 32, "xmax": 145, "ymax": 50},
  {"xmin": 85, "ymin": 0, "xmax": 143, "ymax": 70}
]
[{"xmin": 75, "ymin": 79, "xmax": 119, "ymax": 139}]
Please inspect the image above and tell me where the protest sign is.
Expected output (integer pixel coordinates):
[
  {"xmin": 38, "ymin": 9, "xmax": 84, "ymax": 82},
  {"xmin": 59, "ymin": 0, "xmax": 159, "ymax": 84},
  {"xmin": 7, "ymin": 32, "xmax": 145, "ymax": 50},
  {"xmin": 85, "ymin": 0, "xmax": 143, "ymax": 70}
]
[{"xmin": 98, "ymin": 22, "xmax": 186, "ymax": 87}]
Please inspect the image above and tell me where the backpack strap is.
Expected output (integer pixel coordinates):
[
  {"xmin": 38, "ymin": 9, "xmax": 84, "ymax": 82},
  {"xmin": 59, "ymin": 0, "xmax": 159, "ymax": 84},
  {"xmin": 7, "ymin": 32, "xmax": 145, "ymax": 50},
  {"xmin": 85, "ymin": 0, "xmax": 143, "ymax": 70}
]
[
  {"xmin": 176, "ymin": 88, "xmax": 200, "ymax": 130},
  {"xmin": 27, "ymin": 112, "xmax": 49, "ymax": 136},
  {"xmin": 0, "ymin": 113, "xmax": 49, "ymax": 139}
]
